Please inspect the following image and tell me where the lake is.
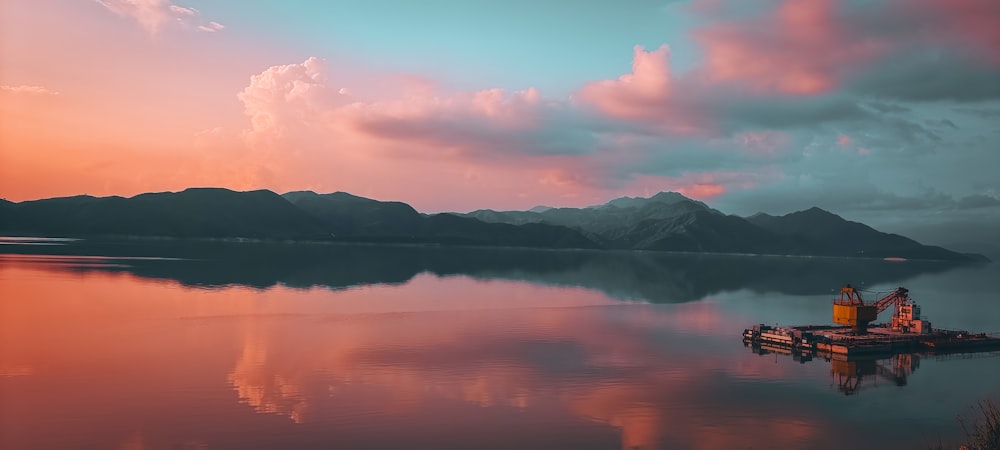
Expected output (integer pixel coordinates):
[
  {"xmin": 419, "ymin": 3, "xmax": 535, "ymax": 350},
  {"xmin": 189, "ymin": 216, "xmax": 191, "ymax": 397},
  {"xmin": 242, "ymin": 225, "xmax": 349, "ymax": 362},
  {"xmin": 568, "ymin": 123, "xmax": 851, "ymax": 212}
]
[{"xmin": 2, "ymin": 238, "xmax": 998, "ymax": 450}]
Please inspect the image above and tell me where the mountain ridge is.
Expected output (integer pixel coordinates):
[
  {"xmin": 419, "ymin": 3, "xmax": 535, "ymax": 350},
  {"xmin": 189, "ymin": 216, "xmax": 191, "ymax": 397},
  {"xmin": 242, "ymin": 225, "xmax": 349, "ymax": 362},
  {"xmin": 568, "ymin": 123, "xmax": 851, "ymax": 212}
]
[{"xmin": 0, "ymin": 188, "xmax": 987, "ymax": 261}]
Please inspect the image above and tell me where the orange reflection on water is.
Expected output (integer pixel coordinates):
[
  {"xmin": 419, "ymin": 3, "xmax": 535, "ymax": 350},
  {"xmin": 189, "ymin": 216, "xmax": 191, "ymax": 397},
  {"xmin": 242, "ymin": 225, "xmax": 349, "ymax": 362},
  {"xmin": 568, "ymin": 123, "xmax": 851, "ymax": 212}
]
[
  {"xmin": 1, "ymin": 255, "xmax": 866, "ymax": 450},
  {"xmin": 211, "ymin": 294, "xmax": 824, "ymax": 450}
]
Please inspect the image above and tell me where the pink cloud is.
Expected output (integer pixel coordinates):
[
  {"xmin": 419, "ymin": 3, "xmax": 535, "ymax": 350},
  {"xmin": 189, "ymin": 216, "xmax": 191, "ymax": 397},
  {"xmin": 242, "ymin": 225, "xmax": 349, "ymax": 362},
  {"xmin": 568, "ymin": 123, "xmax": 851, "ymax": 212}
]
[
  {"xmin": 226, "ymin": 57, "xmax": 793, "ymax": 211},
  {"xmin": 577, "ymin": 45, "xmax": 672, "ymax": 117},
  {"xmin": 237, "ymin": 56, "xmax": 548, "ymax": 167},
  {"xmin": 231, "ymin": 58, "xmax": 595, "ymax": 210},
  {"xmin": 0, "ymin": 85, "xmax": 59, "ymax": 95},
  {"xmin": 690, "ymin": 0, "xmax": 999, "ymax": 96},
  {"xmin": 576, "ymin": 45, "xmax": 709, "ymax": 134},
  {"xmin": 539, "ymin": 160, "xmax": 750, "ymax": 206},
  {"xmin": 693, "ymin": 0, "xmax": 886, "ymax": 95},
  {"xmin": 349, "ymin": 87, "xmax": 542, "ymax": 132},
  {"xmin": 96, "ymin": 0, "xmax": 223, "ymax": 34},
  {"xmin": 588, "ymin": 170, "xmax": 777, "ymax": 204},
  {"xmin": 679, "ymin": 183, "xmax": 725, "ymax": 199},
  {"xmin": 646, "ymin": 170, "xmax": 769, "ymax": 200},
  {"xmin": 837, "ymin": 134, "xmax": 852, "ymax": 147},
  {"xmin": 343, "ymin": 86, "xmax": 546, "ymax": 160}
]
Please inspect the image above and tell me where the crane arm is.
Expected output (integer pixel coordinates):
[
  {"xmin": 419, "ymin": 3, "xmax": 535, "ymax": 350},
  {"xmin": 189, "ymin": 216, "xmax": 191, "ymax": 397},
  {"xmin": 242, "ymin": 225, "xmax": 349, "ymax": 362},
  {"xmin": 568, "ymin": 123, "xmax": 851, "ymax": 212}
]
[{"xmin": 873, "ymin": 287, "xmax": 910, "ymax": 314}]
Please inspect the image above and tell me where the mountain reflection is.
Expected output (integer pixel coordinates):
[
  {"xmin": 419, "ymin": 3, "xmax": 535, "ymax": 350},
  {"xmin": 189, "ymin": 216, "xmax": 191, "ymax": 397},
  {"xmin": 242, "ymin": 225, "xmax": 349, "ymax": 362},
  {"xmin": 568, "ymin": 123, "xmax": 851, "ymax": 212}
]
[
  {"xmin": 3, "ymin": 249, "xmax": 994, "ymax": 450},
  {"xmin": 3, "ymin": 239, "xmax": 967, "ymax": 303}
]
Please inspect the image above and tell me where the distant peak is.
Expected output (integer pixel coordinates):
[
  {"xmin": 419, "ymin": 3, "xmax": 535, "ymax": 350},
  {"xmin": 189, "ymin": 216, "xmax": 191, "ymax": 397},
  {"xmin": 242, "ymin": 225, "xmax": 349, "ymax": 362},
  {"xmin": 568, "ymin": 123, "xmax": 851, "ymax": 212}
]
[
  {"xmin": 601, "ymin": 191, "xmax": 698, "ymax": 209},
  {"xmin": 799, "ymin": 206, "xmax": 835, "ymax": 215},
  {"xmin": 326, "ymin": 191, "xmax": 368, "ymax": 199},
  {"xmin": 784, "ymin": 207, "xmax": 845, "ymax": 221},
  {"xmin": 176, "ymin": 187, "xmax": 282, "ymax": 197},
  {"xmin": 528, "ymin": 205, "xmax": 552, "ymax": 213},
  {"xmin": 182, "ymin": 187, "xmax": 235, "ymax": 193},
  {"xmin": 650, "ymin": 191, "xmax": 690, "ymax": 202}
]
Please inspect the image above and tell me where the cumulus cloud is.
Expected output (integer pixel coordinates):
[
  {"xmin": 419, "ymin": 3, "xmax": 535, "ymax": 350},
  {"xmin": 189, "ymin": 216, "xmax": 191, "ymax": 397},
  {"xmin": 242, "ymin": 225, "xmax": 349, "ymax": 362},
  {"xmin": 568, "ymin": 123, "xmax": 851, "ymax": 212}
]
[
  {"xmin": 238, "ymin": 57, "xmax": 342, "ymax": 146},
  {"xmin": 240, "ymin": 57, "xmax": 566, "ymax": 161},
  {"xmin": 239, "ymin": 59, "xmax": 587, "ymax": 179},
  {"xmin": 96, "ymin": 0, "xmax": 224, "ymax": 34},
  {"xmin": 231, "ymin": 57, "xmax": 782, "ymax": 205}
]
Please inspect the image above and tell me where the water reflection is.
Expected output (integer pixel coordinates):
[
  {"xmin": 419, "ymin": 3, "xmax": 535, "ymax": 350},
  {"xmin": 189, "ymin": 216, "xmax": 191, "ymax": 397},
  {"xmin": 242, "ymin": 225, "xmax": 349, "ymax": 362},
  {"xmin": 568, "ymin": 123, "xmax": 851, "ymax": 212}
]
[
  {"xmin": 0, "ymin": 238, "xmax": 969, "ymax": 303},
  {"xmin": 2, "ymin": 244, "xmax": 997, "ymax": 450},
  {"xmin": 214, "ymin": 304, "xmax": 824, "ymax": 449},
  {"xmin": 0, "ymin": 236, "xmax": 80, "ymax": 245},
  {"xmin": 746, "ymin": 343, "xmax": 922, "ymax": 395}
]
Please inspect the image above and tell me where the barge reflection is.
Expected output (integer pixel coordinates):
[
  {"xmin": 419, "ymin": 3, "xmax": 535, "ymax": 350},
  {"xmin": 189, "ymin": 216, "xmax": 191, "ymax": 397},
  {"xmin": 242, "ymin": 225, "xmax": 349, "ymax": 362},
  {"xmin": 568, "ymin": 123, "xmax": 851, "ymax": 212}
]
[{"xmin": 746, "ymin": 343, "xmax": 921, "ymax": 395}]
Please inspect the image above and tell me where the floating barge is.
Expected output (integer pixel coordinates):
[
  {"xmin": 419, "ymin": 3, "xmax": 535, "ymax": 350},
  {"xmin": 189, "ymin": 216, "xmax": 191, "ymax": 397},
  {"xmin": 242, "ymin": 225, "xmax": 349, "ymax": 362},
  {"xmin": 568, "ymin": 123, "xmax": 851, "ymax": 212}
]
[{"xmin": 743, "ymin": 285, "xmax": 1000, "ymax": 357}]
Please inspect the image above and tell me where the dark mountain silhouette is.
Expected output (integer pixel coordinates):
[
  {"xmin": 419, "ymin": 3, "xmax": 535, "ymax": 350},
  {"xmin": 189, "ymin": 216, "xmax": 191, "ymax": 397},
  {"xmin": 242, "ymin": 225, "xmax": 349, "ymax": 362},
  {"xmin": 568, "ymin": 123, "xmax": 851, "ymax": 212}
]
[
  {"xmin": 0, "ymin": 188, "xmax": 985, "ymax": 260},
  {"xmin": 0, "ymin": 188, "xmax": 329, "ymax": 239},
  {"xmin": 745, "ymin": 207, "xmax": 975, "ymax": 261},
  {"xmin": 461, "ymin": 193, "xmax": 982, "ymax": 261},
  {"xmin": 281, "ymin": 190, "xmax": 598, "ymax": 248},
  {"xmin": 464, "ymin": 192, "xmax": 729, "ymax": 247},
  {"xmin": 417, "ymin": 213, "xmax": 598, "ymax": 248},
  {"xmin": 283, "ymin": 191, "xmax": 424, "ymax": 236},
  {"xmin": 0, "ymin": 188, "xmax": 597, "ymax": 250},
  {"xmin": 619, "ymin": 209, "xmax": 779, "ymax": 253}
]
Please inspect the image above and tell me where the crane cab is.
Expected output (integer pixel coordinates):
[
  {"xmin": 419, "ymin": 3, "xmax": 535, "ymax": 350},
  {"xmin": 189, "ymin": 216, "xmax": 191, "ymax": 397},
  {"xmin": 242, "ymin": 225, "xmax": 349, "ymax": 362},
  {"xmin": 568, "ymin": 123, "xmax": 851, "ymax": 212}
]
[
  {"xmin": 833, "ymin": 285, "xmax": 878, "ymax": 332},
  {"xmin": 831, "ymin": 285, "xmax": 919, "ymax": 334}
]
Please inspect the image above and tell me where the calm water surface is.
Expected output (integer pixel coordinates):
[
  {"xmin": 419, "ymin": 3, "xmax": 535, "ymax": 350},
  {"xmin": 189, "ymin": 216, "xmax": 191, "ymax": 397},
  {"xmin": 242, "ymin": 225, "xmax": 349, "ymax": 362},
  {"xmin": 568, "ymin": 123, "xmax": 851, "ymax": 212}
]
[{"xmin": 1, "ymin": 240, "xmax": 998, "ymax": 450}]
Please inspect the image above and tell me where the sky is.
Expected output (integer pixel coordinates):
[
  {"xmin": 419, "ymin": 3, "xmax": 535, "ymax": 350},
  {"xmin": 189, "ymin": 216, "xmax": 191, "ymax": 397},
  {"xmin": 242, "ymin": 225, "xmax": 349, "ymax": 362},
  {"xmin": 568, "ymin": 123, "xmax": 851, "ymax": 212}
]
[{"xmin": 1, "ymin": 0, "xmax": 999, "ymax": 250}]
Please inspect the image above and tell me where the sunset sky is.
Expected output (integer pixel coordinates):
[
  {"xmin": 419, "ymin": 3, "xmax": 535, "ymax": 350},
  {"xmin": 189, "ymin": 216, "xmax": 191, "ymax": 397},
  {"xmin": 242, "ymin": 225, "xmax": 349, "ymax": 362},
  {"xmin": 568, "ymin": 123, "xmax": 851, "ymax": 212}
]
[{"xmin": 2, "ymin": 0, "xmax": 998, "ymax": 246}]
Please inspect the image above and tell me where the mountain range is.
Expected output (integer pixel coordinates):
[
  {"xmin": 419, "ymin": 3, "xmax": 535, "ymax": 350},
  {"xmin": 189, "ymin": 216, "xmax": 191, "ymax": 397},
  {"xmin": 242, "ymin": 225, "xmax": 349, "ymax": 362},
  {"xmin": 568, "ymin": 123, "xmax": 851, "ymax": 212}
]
[{"xmin": 0, "ymin": 188, "xmax": 986, "ymax": 261}]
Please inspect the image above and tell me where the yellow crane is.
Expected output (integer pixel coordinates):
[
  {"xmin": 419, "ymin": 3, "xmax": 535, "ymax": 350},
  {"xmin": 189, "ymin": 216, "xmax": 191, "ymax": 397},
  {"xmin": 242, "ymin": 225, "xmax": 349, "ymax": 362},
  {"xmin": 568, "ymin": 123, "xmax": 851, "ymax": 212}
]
[{"xmin": 833, "ymin": 285, "xmax": 926, "ymax": 333}]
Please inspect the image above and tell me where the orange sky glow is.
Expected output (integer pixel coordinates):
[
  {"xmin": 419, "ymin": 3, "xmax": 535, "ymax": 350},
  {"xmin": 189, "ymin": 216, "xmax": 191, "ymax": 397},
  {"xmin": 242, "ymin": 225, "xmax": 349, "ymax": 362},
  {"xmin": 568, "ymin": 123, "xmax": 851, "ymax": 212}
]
[{"xmin": 2, "ymin": 0, "xmax": 998, "ymax": 215}]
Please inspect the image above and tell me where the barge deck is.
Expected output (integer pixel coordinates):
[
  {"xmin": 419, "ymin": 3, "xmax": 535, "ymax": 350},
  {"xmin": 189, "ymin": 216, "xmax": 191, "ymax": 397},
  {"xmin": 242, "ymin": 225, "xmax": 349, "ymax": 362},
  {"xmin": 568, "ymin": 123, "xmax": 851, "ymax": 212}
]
[
  {"xmin": 743, "ymin": 323, "xmax": 1000, "ymax": 356},
  {"xmin": 742, "ymin": 285, "xmax": 1000, "ymax": 357}
]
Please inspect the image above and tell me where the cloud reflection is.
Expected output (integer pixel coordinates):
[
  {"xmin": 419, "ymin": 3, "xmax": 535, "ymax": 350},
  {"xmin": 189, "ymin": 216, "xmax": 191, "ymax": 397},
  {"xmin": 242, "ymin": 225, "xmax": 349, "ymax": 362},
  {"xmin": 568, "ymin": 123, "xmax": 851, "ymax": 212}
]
[
  {"xmin": 2, "ymin": 249, "xmax": 991, "ymax": 449},
  {"xmin": 216, "ymin": 300, "xmax": 846, "ymax": 450}
]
